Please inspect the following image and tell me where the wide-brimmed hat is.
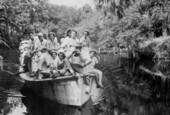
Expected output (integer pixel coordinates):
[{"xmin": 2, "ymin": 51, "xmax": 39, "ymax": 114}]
[
  {"xmin": 48, "ymin": 32, "xmax": 55, "ymax": 37},
  {"xmin": 50, "ymin": 50, "xmax": 57, "ymax": 54},
  {"xmin": 75, "ymin": 43, "xmax": 82, "ymax": 48},
  {"xmin": 38, "ymin": 32, "xmax": 43, "ymax": 37},
  {"xmin": 90, "ymin": 49, "xmax": 97, "ymax": 54}
]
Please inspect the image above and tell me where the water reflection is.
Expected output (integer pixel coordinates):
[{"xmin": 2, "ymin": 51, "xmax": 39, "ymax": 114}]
[
  {"xmin": 22, "ymin": 97, "xmax": 96, "ymax": 115},
  {"xmin": 0, "ymin": 51, "xmax": 170, "ymax": 115},
  {"xmin": 1, "ymin": 97, "xmax": 26, "ymax": 115}
]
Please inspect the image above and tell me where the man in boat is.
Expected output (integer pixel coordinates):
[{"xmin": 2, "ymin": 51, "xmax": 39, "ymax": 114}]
[
  {"xmin": 19, "ymin": 32, "xmax": 37, "ymax": 73},
  {"xmin": 33, "ymin": 32, "xmax": 50, "ymax": 78},
  {"xmin": 19, "ymin": 42, "xmax": 31, "ymax": 73},
  {"xmin": 68, "ymin": 43, "xmax": 103, "ymax": 88},
  {"xmin": 67, "ymin": 43, "xmax": 103, "ymax": 88},
  {"xmin": 28, "ymin": 31, "xmax": 38, "ymax": 46}
]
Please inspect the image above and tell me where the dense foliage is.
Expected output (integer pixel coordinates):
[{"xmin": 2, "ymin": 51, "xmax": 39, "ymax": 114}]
[
  {"xmin": 1, "ymin": 0, "xmax": 170, "ymax": 54},
  {"xmin": 94, "ymin": 0, "xmax": 170, "ymax": 50},
  {"xmin": 0, "ymin": 0, "xmax": 101, "ymax": 48}
]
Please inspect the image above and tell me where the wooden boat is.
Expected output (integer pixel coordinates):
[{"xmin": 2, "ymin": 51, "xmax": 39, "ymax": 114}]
[{"xmin": 20, "ymin": 72, "xmax": 101, "ymax": 106}]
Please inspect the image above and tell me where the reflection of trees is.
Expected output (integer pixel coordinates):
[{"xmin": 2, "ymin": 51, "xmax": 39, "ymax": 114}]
[
  {"xmin": 99, "ymin": 54, "xmax": 170, "ymax": 115},
  {"xmin": 140, "ymin": 60, "xmax": 170, "ymax": 102},
  {"xmin": 0, "ymin": 95, "xmax": 24, "ymax": 115},
  {"xmin": 22, "ymin": 97, "xmax": 95, "ymax": 115},
  {"xmin": 0, "ymin": 58, "xmax": 23, "ymax": 115}
]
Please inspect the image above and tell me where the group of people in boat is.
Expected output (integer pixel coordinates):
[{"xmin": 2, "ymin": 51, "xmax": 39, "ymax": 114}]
[{"xmin": 19, "ymin": 30, "xmax": 103, "ymax": 88}]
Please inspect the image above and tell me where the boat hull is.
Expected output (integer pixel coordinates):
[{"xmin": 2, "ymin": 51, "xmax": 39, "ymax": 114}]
[{"xmin": 20, "ymin": 72, "xmax": 100, "ymax": 106}]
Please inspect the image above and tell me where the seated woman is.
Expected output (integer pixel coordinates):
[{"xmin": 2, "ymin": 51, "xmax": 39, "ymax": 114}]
[
  {"xmin": 89, "ymin": 50, "xmax": 103, "ymax": 88},
  {"xmin": 50, "ymin": 51, "xmax": 75, "ymax": 78}
]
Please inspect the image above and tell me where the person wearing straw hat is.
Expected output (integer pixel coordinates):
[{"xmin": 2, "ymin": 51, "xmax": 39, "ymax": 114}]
[
  {"xmin": 34, "ymin": 32, "xmax": 48, "ymax": 52},
  {"xmin": 68, "ymin": 43, "xmax": 103, "ymax": 88},
  {"xmin": 68, "ymin": 42, "xmax": 91, "ymax": 70},
  {"xmin": 33, "ymin": 32, "xmax": 52, "ymax": 78}
]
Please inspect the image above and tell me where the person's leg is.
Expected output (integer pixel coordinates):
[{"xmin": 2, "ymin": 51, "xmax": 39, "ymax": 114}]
[
  {"xmin": 52, "ymin": 70, "xmax": 60, "ymax": 77},
  {"xmin": 44, "ymin": 52, "xmax": 52, "ymax": 68},
  {"xmin": 41, "ymin": 69, "xmax": 51, "ymax": 78},
  {"xmin": 31, "ymin": 55, "xmax": 37, "ymax": 73},
  {"xmin": 37, "ymin": 52, "xmax": 45, "ymax": 71},
  {"xmin": 90, "ymin": 69, "xmax": 103, "ymax": 88},
  {"xmin": 23, "ymin": 55, "xmax": 30, "ymax": 72},
  {"xmin": 64, "ymin": 58, "xmax": 74, "ymax": 74},
  {"xmin": 64, "ymin": 71, "xmax": 72, "ymax": 76},
  {"xmin": 95, "ymin": 69, "xmax": 103, "ymax": 86},
  {"xmin": 70, "ymin": 63, "xmax": 84, "ymax": 73},
  {"xmin": 34, "ymin": 52, "xmax": 46, "ymax": 78}
]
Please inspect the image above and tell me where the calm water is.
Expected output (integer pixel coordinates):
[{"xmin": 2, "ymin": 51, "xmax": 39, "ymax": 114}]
[{"xmin": 0, "ymin": 50, "xmax": 170, "ymax": 115}]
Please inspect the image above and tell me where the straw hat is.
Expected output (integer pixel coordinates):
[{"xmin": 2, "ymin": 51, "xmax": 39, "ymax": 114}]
[
  {"xmin": 90, "ymin": 49, "xmax": 97, "ymax": 54},
  {"xmin": 75, "ymin": 43, "xmax": 83, "ymax": 48},
  {"xmin": 38, "ymin": 32, "xmax": 43, "ymax": 37},
  {"xmin": 51, "ymin": 49, "xmax": 57, "ymax": 53}
]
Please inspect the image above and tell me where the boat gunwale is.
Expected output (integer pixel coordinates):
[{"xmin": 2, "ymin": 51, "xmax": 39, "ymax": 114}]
[{"xmin": 20, "ymin": 72, "xmax": 78, "ymax": 82}]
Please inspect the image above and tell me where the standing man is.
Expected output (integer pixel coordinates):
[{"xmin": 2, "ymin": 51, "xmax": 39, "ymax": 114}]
[{"xmin": 32, "ymin": 33, "xmax": 49, "ymax": 78}]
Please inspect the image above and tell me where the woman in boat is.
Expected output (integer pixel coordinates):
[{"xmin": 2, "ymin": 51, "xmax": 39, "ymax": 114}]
[
  {"xmin": 50, "ymin": 51, "xmax": 74, "ymax": 77},
  {"xmin": 89, "ymin": 50, "xmax": 103, "ymax": 88},
  {"xmin": 80, "ymin": 31, "xmax": 91, "ymax": 60},
  {"xmin": 47, "ymin": 32, "xmax": 60, "ymax": 53},
  {"xmin": 64, "ymin": 30, "xmax": 80, "ymax": 56},
  {"xmin": 80, "ymin": 31, "xmax": 91, "ymax": 48},
  {"xmin": 61, "ymin": 29, "xmax": 71, "ymax": 45}
]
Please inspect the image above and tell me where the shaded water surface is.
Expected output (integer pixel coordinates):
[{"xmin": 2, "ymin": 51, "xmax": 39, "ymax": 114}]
[{"xmin": 0, "ymin": 50, "xmax": 170, "ymax": 115}]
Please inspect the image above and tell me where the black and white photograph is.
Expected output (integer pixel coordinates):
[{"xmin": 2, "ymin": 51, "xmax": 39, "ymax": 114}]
[{"xmin": 0, "ymin": 0, "xmax": 170, "ymax": 115}]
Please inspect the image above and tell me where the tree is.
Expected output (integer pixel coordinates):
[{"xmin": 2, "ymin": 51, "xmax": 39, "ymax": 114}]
[
  {"xmin": 0, "ymin": 0, "xmax": 86, "ymax": 47},
  {"xmin": 93, "ymin": 0, "xmax": 170, "ymax": 50}
]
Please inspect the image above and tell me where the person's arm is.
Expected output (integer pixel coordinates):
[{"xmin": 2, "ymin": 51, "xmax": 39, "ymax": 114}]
[
  {"xmin": 52, "ymin": 58, "xmax": 59, "ymax": 70},
  {"xmin": 84, "ymin": 59, "xmax": 92, "ymax": 67},
  {"xmin": 87, "ymin": 38, "xmax": 91, "ymax": 47},
  {"xmin": 67, "ymin": 51, "xmax": 76, "ymax": 59},
  {"xmin": 94, "ymin": 57, "xmax": 99, "ymax": 64},
  {"xmin": 79, "ymin": 54, "xmax": 92, "ymax": 67}
]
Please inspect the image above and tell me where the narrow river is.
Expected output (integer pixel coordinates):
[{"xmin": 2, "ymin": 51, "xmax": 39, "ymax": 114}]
[{"xmin": 0, "ymin": 50, "xmax": 170, "ymax": 115}]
